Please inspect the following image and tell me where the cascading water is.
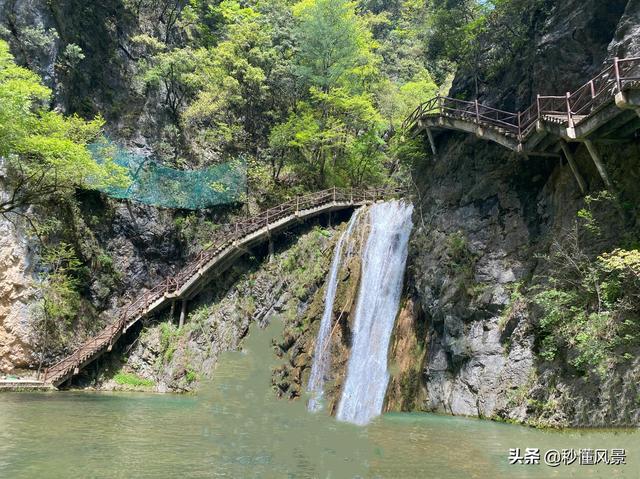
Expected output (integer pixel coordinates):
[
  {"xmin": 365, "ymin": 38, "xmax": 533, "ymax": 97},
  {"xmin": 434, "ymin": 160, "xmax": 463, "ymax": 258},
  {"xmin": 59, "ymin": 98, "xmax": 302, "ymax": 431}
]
[
  {"xmin": 336, "ymin": 201, "xmax": 414, "ymax": 425},
  {"xmin": 307, "ymin": 209, "xmax": 362, "ymax": 412}
]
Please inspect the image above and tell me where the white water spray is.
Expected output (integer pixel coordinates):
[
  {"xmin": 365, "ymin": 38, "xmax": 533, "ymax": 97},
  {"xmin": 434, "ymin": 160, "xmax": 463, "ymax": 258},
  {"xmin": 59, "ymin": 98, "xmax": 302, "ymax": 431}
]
[
  {"xmin": 336, "ymin": 201, "xmax": 413, "ymax": 425},
  {"xmin": 307, "ymin": 209, "xmax": 361, "ymax": 412}
]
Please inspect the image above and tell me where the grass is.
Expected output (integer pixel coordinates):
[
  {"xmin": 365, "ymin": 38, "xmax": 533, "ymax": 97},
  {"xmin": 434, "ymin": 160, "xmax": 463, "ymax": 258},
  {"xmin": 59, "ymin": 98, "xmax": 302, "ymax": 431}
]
[{"xmin": 113, "ymin": 372, "xmax": 155, "ymax": 388}]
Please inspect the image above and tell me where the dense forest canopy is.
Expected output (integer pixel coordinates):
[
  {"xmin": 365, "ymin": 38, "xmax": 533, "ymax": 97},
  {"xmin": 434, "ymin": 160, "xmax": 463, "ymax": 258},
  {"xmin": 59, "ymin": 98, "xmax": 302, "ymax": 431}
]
[
  {"xmin": 132, "ymin": 0, "xmax": 442, "ymax": 193},
  {"xmin": 3, "ymin": 0, "xmax": 640, "ymax": 423},
  {"xmin": 0, "ymin": 0, "xmax": 562, "ymax": 356},
  {"xmin": 2, "ymin": 0, "xmax": 549, "ymax": 206}
]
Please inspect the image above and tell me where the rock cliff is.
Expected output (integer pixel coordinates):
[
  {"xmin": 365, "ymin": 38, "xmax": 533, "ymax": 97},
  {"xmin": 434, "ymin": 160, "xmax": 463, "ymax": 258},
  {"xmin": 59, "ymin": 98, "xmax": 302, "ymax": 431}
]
[
  {"xmin": 2, "ymin": 0, "xmax": 640, "ymax": 430},
  {"xmin": 0, "ymin": 214, "xmax": 37, "ymax": 372},
  {"xmin": 399, "ymin": 0, "xmax": 640, "ymax": 426}
]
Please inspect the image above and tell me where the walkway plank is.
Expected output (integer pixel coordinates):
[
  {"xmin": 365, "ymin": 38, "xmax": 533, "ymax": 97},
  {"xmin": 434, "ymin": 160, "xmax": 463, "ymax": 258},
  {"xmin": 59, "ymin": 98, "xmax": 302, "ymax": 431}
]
[
  {"xmin": 43, "ymin": 187, "xmax": 402, "ymax": 387},
  {"xmin": 404, "ymin": 56, "xmax": 640, "ymax": 156}
]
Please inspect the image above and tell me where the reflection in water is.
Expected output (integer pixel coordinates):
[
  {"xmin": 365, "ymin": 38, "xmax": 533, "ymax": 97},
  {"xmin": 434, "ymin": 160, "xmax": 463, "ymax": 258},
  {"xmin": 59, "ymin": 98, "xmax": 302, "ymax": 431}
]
[{"xmin": 0, "ymin": 322, "xmax": 639, "ymax": 478}]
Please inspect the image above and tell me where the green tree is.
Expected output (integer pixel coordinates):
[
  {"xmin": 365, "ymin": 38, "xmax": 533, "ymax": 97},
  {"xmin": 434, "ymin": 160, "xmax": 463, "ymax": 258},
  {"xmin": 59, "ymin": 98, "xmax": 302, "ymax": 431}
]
[
  {"xmin": 35, "ymin": 242, "xmax": 84, "ymax": 371},
  {"xmin": 426, "ymin": 0, "xmax": 487, "ymax": 66},
  {"xmin": 0, "ymin": 40, "xmax": 128, "ymax": 219},
  {"xmin": 377, "ymin": 69, "xmax": 438, "ymax": 131},
  {"xmin": 182, "ymin": 1, "xmax": 272, "ymax": 157},
  {"xmin": 265, "ymin": 0, "xmax": 387, "ymax": 187},
  {"xmin": 294, "ymin": 0, "xmax": 378, "ymax": 92},
  {"xmin": 142, "ymin": 46, "xmax": 201, "ymax": 125}
]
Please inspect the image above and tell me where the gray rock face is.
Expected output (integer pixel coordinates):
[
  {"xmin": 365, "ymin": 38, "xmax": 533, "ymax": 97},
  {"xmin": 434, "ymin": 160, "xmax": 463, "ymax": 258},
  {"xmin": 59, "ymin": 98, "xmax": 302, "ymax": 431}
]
[
  {"xmin": 0, "ymin": 0, "xmax": 59, "ymax": 88},
  {"xmin": 407, "ymin": 0, "xmax": 640, "ymax": 426},
  {"xmin": 0, "ymin": 161, "xmax": 39, "ymax": 373},
  {"xmin": 0, "ymin": 215, "xmax": 38, "ymax": 372},
  {"xmin": 410, "ymin": 138, "xmax": 541, "ymax": 419},
  {"xmin": 609, "ymin": 0, "xmax": 640, "ymax": 57}
]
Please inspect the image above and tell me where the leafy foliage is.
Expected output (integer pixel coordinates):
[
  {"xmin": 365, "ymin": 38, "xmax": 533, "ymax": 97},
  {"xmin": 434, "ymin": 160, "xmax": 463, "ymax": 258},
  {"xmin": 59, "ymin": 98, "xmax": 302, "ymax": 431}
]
[
  {"xmin": 131, "ymin": 0, "xmax": 436, "ymax": 193},
  {"xmin": 533, "ymin": 225, "xmax": 640, "ymax": 376},
  {"xmin": 293, "ymin": 0, "xmax": 377, "ymax": 91},
  {"xmin": 39, "ymin": 243, "xmax": 84, "ymax": 327},
  {"xmin": 0, "ymin": 40, "xmax": 128, "ymax": 217}
]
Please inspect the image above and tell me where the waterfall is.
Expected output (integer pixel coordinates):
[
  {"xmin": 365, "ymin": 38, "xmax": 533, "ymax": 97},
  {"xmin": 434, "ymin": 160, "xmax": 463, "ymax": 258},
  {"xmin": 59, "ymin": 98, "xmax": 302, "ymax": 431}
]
[
  {"xmin": 307, "ymin": 209, "xmax": 361, "ymax": 412},
  {"xmin": 336, "ymin": 201, "xmax": 414, "ymax": 425}
]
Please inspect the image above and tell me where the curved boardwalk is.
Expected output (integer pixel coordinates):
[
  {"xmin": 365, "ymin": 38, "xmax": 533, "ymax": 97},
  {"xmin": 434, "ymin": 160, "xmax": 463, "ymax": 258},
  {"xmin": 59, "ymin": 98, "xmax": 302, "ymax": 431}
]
[
  {"xmin": 43, "ymin": 187, "xmax": 401, "ymax": 387},
  {"xmin": 404, "ymin": 56, "xmax": 640, "ymax": 190}
]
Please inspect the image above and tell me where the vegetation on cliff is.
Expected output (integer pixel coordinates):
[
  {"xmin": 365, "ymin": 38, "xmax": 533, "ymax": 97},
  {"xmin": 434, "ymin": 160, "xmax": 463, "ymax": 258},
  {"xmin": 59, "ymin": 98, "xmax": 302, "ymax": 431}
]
[
  {"xmin": 1, "ymin": 0, "xmax": 640, "ymax": 432},
  {"xmin": 0, "ymin": 0, "xmax": 444, "ymax": 362},
  {"xmin": 0, "ymin": 40, "xmax": 127, "ymax": 217}
]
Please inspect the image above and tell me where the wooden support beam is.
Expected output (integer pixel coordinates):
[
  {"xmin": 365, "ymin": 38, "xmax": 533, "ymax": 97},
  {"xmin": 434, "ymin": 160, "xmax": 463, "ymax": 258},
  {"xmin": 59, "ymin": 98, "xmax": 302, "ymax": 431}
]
[
  {"xmin": 179, "ymin": 300, "xmax": 187, "ymax": 329},
  {"xmin": 169, "ymin": 300, "xmax": 176, "ymax": 322},
  {"xmin": 268, "ymin": 235, "xmax": 274, "ymax": 263},
  {"xmin": 584, "ymin": 140, "xmax": 613, "ymax": 190},
  {"xmin": 559, "ymin": 141, "xmax": 587, "ymax": 194},
  {"xmin": 425, "ymin": 127, "xmax": 437, "ymax": 156}
]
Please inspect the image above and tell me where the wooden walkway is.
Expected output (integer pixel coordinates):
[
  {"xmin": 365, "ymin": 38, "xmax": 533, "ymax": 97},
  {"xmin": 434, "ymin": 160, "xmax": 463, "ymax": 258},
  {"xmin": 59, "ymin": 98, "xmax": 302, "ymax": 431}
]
[
  {"xmin": 42, "ymin": 187, "xmax": 402, "ymax": 387},
  {"xmin": 0, "ymin": 379, "xmax": 52, "ymax": 391},
  {"xmin": 404, "ymin": 56, "xmax": 640, "ymax": 190}
]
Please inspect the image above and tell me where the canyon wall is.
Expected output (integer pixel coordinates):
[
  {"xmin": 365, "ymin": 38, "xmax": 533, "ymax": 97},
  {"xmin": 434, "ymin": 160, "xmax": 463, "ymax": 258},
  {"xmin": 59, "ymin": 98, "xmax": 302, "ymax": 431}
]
[{"xmin": 396, "ymin": 0, "xmax": 640, "ymax": 426}]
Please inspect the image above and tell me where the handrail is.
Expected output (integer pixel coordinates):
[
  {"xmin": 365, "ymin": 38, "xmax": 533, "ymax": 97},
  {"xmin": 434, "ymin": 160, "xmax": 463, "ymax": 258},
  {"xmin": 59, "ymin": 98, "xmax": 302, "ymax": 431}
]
[
  {"xmin": 42, "ymin": 186, "xmax": 404, "ymax": 384},
  {"xmin": 403, "ymin": 56, "xmax": 640, "ymax": 141}
]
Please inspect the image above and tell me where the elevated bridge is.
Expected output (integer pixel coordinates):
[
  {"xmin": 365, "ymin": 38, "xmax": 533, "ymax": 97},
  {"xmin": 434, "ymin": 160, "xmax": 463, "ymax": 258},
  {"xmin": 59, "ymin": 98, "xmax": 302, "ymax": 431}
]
[
  {"xmin": 404, "ymin": 56, "xmax": 640, "ymax": 192},
  {"xmin": 43, "ymin": 187, "xmax": 402, "ymax": 387}
]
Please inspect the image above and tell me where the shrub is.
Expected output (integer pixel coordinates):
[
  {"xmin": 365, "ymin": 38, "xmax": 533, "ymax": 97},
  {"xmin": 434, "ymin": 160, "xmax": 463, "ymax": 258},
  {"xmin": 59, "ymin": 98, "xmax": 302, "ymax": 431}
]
[
  {"xmin": 533, "ymin": 232, "xmax": 640, "ymax": 375},
  {"xmin": 160, "ymin": 322, "xmax": 180, "ymax": 363},
  {"xmin": 185, "ymin": 368, "xmax": 198, "ymax": 384}
]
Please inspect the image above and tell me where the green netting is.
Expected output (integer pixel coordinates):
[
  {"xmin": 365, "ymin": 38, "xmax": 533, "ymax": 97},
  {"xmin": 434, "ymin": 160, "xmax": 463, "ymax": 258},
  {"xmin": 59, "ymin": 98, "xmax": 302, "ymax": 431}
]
[{"xmin": 88, "ymin": 140, "xmax": 246, "ymax": 210}]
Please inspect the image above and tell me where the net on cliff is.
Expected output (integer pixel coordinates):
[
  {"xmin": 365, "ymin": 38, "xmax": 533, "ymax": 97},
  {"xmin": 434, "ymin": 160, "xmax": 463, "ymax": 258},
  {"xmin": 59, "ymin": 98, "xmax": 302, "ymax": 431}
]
[{"xmin": 88, "ymin": 141, "xmax": 246, "ymax": 210}]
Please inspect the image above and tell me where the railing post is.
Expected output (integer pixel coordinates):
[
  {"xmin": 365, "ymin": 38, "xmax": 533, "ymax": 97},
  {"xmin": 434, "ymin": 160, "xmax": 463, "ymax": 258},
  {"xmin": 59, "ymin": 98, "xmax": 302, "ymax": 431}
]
[
  {"xmin": 590, "ymin": 79, "xmax": 596, "ymax": 99},
  {"xmin": 536, "ymin": 94, "xmax": 541, "ymax": 121},
  {"xmin": 333, "ymin": 186, "xmax": 336, "ymax": 202},
  {"xmin": 474, "ymin": 99, "xmax": 480, "ymax": 123},
  {"xmin": 614, "ymin": 57, "xmax": 622, "ymax": 92},
  {"xmin": 566, "ymin": 92, "xmax": 574, "ymax": 128},
  {"xmin": 438, "ymin": 96, "xmax": 443, "ymax": 113},
  {"xmin": 517, "ymin": 111, "xmax": 522, "ymax": 140}
]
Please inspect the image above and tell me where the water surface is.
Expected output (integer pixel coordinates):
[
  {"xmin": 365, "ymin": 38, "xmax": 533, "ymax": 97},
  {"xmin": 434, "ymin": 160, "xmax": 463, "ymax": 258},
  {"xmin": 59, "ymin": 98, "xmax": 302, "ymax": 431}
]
[{"xmin": 1, "ymin": 323, "xmax": 638, "ymax": 478}]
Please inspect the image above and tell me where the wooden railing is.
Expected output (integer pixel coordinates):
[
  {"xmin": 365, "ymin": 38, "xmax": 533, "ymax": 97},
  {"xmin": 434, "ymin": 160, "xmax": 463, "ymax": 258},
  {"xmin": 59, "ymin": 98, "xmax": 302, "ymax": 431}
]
[
  {"xmin": 403, "ymin": 56, "xmax": 640, "ymax": 141},
  {"xmin": 42, "ymin": 186, "xmax": 404, "ymax": 385}
]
